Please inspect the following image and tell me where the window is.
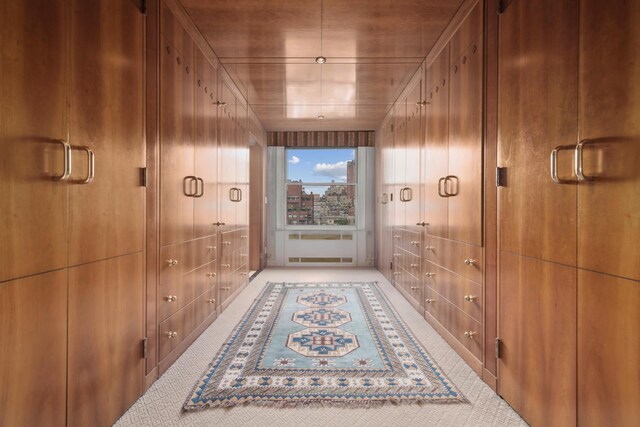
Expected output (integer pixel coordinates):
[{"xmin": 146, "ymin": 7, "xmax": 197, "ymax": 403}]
[{"xmin": 286, "ymin": 148, "xmax": 357, "ymax": 226}]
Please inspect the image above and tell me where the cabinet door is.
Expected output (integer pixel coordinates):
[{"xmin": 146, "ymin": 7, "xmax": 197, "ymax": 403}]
[
  {"xmin": 68, "ymin": 253, "xmax": 144, "ymax": 427},
  {"xmin": 159, "ymin": 14, "xmax": 195, "ymax": 246},
  {"xmin": 68, "ymin": 0, "xmax": 145, "ymax": 266},
  {"xmin": 218, "ymin": 81, "xmax": 237, "ymax": 232},
  {"xmin": 236, "ymin": 103, "xmax": 249, "ymax": 231},
  {"xmin": 578, "ymin": 270, "xmax": 640, "ymax": 426},
  {"xmin": 577, "ymin": 0, "xmax": 640, "ymax": 281},
  {"xmin": 423, "ymin": 47, "xmax": 449, "ymax": 239},
  {"xmin": 194, "ymin": 51, "xmax": 219, "ymax": 239},
  {"xmin": 498, "ymin": 0, "xmax": 578, "ymax": 266},
  {"xmin": 0, "ymin": 0, "xmax": 68, "ymax": 282},
  {"xmin": 393, "ymin": 101, "xmax": 407, "ymax": 230},
  {"xmin": 499, "ymin": 252, "xmax": 577, "ymax": 427},
  {"xmin": 0, "ymin": 270, "xmax": 67, "ymax": 427},
  {"xmin": 405, "ymin": 78, "xmax": 422, "ymax": 235},
  {"xmin": 448, "ymin": 35, "xmax": 483, "ymax": 246}
]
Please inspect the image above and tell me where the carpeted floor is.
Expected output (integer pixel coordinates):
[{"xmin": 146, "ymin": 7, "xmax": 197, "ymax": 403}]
[{"xmin": 115, "ymin": 268, "xmax": 527, "ymax": 427}]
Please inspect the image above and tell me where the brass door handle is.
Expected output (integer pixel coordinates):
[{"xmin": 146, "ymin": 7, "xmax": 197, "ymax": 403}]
[
  {"xmin": 54, "ymin": 139, "xmax": 72, "ymax": 181},
  {"xmin": 416, "ymin": 222, "xmax": 429, "ymax": 227}
]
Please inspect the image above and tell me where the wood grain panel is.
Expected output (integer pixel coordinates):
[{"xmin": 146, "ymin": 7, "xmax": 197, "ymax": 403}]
[
  {"xmin": 0, "ymin": 270, "xmax": 67, "ymax": 427},
  {"xmin": 404, "ymin": 75, "xmax": 423, "ymax": 234},
  {"xmin": 218, "ymin": 80, "xmax": 237, "ymax": 232},
  {"xmin": 423, "ymin": 261, "xmax": 482, "ymax": 322},
  {"xmin": 194, "ymin": 48, "xmax": 219, "ymax": 239},
  {"xmin": 578, "ymin": 270, "xmax": 640, "ymax": 427},
  {"xmin": 448, "ymin": 36, "xmax": 483, "ymax": 246},
  {"xmin": 423, "ymin": 46, "xmax": 450, "ymax": 239},
  {"xmin": 158, "ymin": 299, "xmax": 195, "ymax": 360},
  {"xmin": 423, "ymin": 235, "xmax": 483, "ymax": 283},
  {"xmin": 449, "ymin": 0, "xmax": 483, "ymax": 62},
  {"xmin": 159, "ymin": 16, "xmax": 195, "ymax": 246},
  {"xmin": 498, "ymin": 252, "xmax": 576, "ymax": 427},
  {"xmin": 68, "ymin": 0, "xmax": 145, "ymax": 265},
  {"xmin": 0, "ymin": 0, "xmax": 68, "ymax": 282},
  {"xmin": 577, "ymin": 0, "xmax": 640, "ymax": 281},
  {"xmin": 68, "ymin": 253, "xmax": 144, "ymax": 427},
  {"xmin": 498, "ymin": 0, "xmax": 578, "ymax": 266}
]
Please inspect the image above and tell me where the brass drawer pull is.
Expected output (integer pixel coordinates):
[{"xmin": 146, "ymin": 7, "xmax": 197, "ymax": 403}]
[
  {"xmin": 207, "ymin": 245, "xmax": 215, "ymax": 251},
  {"xmin": 165, "ymin": 295, "xmax": 177, "ymax": 302},
  {"xmin": 464, "ymin": 295, "xmax": 477, "ymax": 302},
  {"xmin": 464, "ymin": 258, "xmax": 477, "ymax": 266},
  {"xmin": 241, "ymin": 235, "xmax": 248, "ymax": 239},
  {"xmin": 166, "ymin": 331, "xmax": 178, "ymax": 339},
  {"xmin": 207, "ymin": 272, "xmax": 216, "ymax": 278},
  {"xmin": 425, "ymin": 246, "xmax": 435, "ymax": 252},
  {"xmin": 411, "ymin": 286, "xmax": 419, "ymax": 291},
  {"xmin": 223, "ymin": 241, "xmax": 231, "ymax": 245},
  {"xmin": 425, "ymin": 298, "xmax": 435, "ymax": 304},
  {"xmin": 464, "ymin": 331, "xmax": 477, "ymax": 339},
  {"xmin": 410, "ymin": 241, "xmax": 420, "ymax": 246},
  {"xmin": 240, "ymin": 254, "xmax": 248, "ymax": 257},
  {"xmin": 222, "ymin": 264, "xmax": 231, "ymax": 268},
  {"xmin": 425, "ymin": 272, "xmax": 435, "ymax": 277},
  {"xmin": 393, "ymin": 272, "xmax": 401, "ymax": 276},
  {"xmin": 410, "ymin": 264, "xmax": 419, "ymax": 268},
  {"xmin": 165, "ymin": 259, "xmax": 178, "ymax": 266},
  {"xmin": 393, "ymin": 253, "xmax": 401, "ymax": 257},
  {"xmin": 206, "ymin": 298, "xmax": 216, "ymax": 304},
  {"xmin": 393, "ymin": 235, "xmax": 401, "ymax": 239},
  {"xmin": 240, "ymin": 272, "xmax": 248, "ymax": 276},
  {"xmin": 222, "ymin": 287, "xmax": 230, "ymax": 291}
]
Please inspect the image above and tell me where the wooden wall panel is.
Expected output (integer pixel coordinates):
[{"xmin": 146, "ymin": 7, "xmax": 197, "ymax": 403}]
[
  {"xmin": 0, "ymin": 270, "xmax": 68, "ymax": 427},
  {"xmin": 68, "ymin": 254, "xmax": 144, "ymax": 427}
]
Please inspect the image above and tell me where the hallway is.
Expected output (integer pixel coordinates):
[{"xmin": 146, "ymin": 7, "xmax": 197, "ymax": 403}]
[{"xmin": 115, "ymin": 269, "xmax": 525, "ymax": 427}]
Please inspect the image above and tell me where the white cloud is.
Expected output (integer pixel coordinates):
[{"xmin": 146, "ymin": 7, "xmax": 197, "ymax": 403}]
[
  {"xmin": 313, "ymin": 161, "xmax": 348, "ymax": 181},
  {"xmin": 288, "ymin": 155, "xmax": 300, "ymax": 164}
]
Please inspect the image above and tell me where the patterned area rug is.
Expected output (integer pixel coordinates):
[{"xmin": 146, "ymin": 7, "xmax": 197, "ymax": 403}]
[{"xmin": 184, "ymin": 282, "xmax": 466, "ymax": 409}]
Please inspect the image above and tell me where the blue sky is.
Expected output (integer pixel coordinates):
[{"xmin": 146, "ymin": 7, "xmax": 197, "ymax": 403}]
[{"xmin": 287, "ymin": 148, "xmax": 355, "ymax": 183}]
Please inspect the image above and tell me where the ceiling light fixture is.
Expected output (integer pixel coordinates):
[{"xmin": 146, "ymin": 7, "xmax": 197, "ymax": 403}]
[{"xmin": 315, "ymin": 56, "xmax": 326, "ymax": 64}]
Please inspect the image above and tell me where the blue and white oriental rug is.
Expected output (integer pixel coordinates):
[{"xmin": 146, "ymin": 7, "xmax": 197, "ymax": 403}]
[{"xmin": 184, "ymin": 282, "xmax": 466, "ymax": 409}]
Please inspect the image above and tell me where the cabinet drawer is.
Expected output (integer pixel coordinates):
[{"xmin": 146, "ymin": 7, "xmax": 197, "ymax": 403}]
[
  {"xmin": 393, "ymin": 228, "xmax": 421, "ymax": 256},
  {"xmin": 158, "ymin": 268, "xmax": 193, "ymax": 322},
  {"xmin": 159, "ymin": 242, "xmax": 189, "ymax": 286},
  {"xmin": 193, "ymin": 288, "xmax": 217, "ymax": 329},
  {"xmin": 219, "ymin": 270, "xmax": 233, "ymax": 304},
  {"xmin": 159, "ymin": 302, "xmax": 195, "ymax": 360},
  {"xmin": 193, "ymin": 235, "xmax": 217, "ymax": 269},
  {"xmin": 424, "ymin": 286, "xmax": 482, "ymax": 360},
  {"xmin": 424, "ymin": 235, "xmax": 483, "ymax": 283},
  {"xmin": 192, "ymin": 260, "xmax": 217, "ymax": 301},
  {"xmin": 423, "ymin": 261, "xmax": 482, "ymax": 322}
]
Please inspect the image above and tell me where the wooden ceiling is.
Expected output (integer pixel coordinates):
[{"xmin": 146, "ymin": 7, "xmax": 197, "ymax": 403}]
[{"xmin": 180, "ymin": 0, "xmax": 466, "ymax": 130}]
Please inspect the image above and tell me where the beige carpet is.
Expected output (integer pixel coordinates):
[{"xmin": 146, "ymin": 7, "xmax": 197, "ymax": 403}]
[{"xmin": 115, "ymin": 268, "xmax": 527, "ymax": 427}]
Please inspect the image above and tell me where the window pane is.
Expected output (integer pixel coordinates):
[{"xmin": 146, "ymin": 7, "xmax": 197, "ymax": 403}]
[
  {"xmin": 287, "ymin": 148, "xmax": 356, "ymax": 183},
  {"xmin": 286, "ymin": 185, "xmax": 355, "ymax": 226}
]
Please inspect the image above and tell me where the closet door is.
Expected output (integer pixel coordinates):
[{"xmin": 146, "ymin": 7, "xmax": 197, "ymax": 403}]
[
  {"xmin": 218, "ymin": 81, "xmax": 237, "ymax": 233},
  {"xmin": 577, "ymin": 2, "xmax": 640, "ymax": 425},
  {"xmin": 423, "ymin": 47, "xmax": 449, "ymax": 239},
  {"xmin": 160, "ymin": 7, "xmax": 195, "ymax": 246},
  {"xmin": 577, "ymin": 0, "xmax": 640, "ymax": 281},
  {"xmin": 68, "ymin": 0, "xmax": 145, "ymax": 266},
  {"xmin": 405, "ymin": 78, "xmax": 422, "ymax": 235},
  {"xmin": 236, "ymin": 102, "xmax": 250, "ymax": 232},
  {"xmin": 0, "ymin": 270, "xmax": 67, "ymax": 427},
  {"xmin": 194, "ymin": 51, "xmax": 219, "ymax": 239},
  {"xmin": 448, "ymin": 5, "xmax": 483, "ymax": 246},
  {"xmin": 68, "ymin": 253, "xmax": 144, "ymax": 427},
  {"xmin": 497, "ymin": 0, "xmax": 578, "ymax": 425},
  {"xmin": 393, "ymin": 101, "xmax": 407, "ymax": 230},
  {"xmin": 0, "ymin": 0, "xmax": 68, "ymax": 282},
  {"xmin": 381, "ymin": 119, "xmax": 395, "ymax": 279}
]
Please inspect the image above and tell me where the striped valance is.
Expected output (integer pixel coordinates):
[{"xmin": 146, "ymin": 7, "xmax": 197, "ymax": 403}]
[{"xmin": 267, "ymin": 131, "xmax": 375, "ymax": 147}]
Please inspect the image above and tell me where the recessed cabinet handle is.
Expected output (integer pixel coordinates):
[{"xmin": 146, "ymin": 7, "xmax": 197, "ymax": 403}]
[{"xmin": 54, "ymin": 139, "xmax": 72, "ymax": 181}]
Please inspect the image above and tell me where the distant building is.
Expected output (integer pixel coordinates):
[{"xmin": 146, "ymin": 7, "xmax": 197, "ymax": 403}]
[{"xmin": 286, "ymin": 180, "xmax": 314, "ymax": 225}]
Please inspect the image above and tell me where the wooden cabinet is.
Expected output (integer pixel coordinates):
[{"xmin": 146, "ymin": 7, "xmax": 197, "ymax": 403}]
[
  {"xmin": 497, "ymin": 0, "xmax": 639, "ymax": 425},
  {"xmin": 0, "ymin": 271, "xmax": 68, "ymax": 427},
  {"xmin": 0, "ymin": 0, "xmax": 68, "ymax": 283}
]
